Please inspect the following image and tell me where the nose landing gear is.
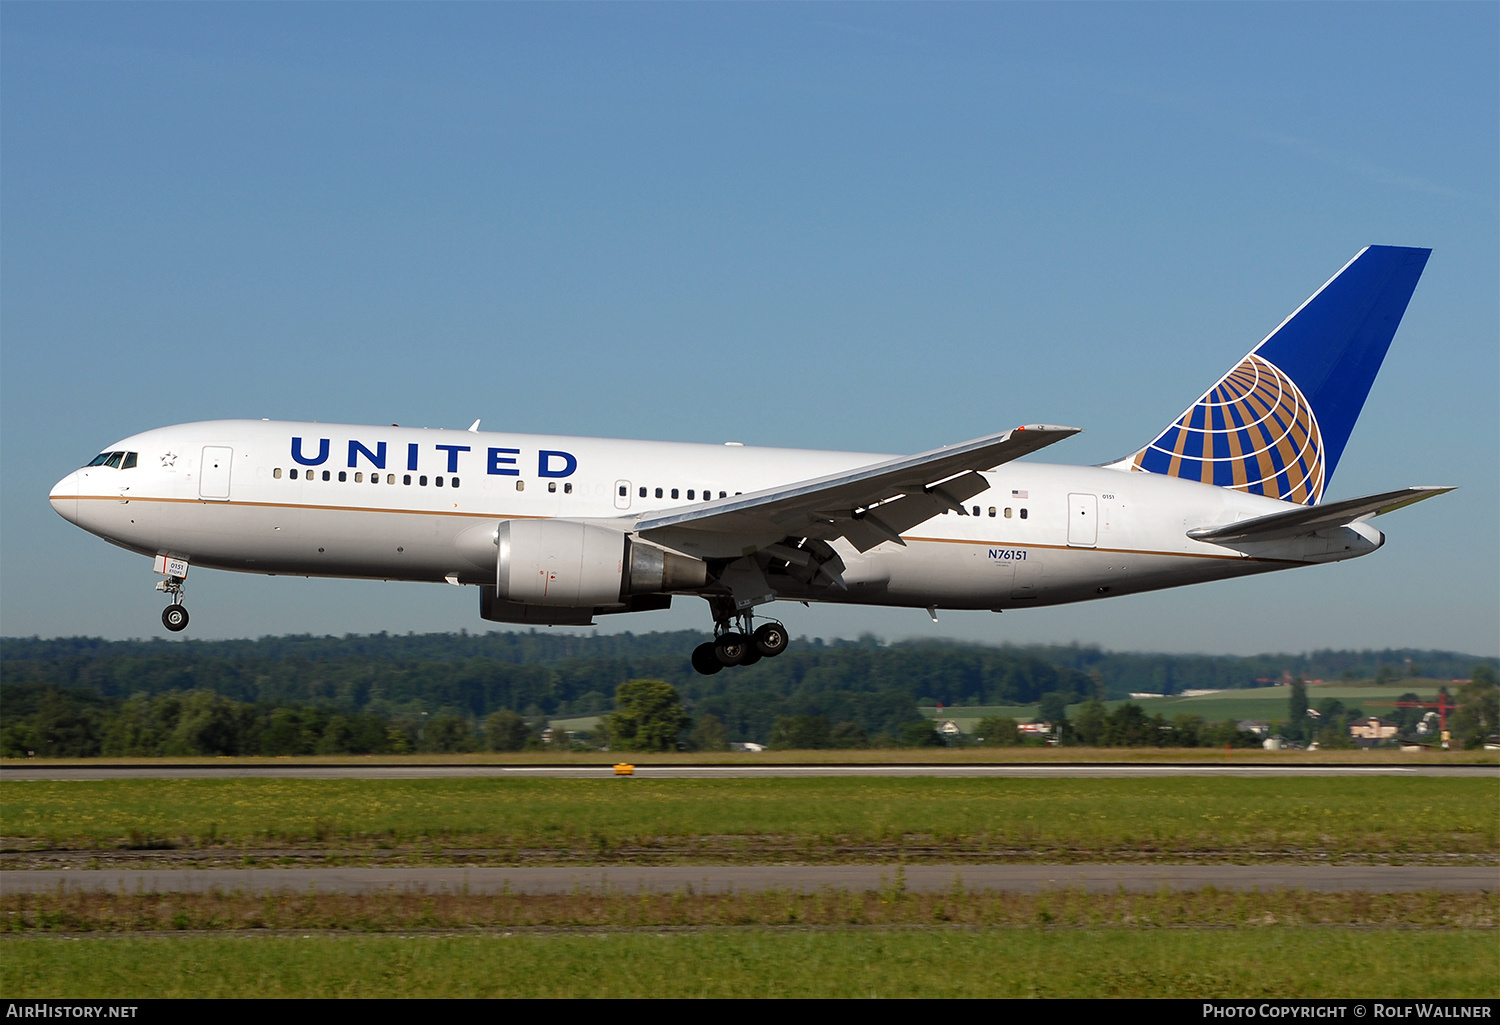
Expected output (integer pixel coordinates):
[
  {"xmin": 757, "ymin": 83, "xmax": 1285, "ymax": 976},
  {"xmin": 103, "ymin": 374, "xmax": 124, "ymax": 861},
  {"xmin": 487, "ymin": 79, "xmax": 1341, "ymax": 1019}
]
[{"xmin": 156, "ymin": 575, "xmax": 189, "ymax": 632}]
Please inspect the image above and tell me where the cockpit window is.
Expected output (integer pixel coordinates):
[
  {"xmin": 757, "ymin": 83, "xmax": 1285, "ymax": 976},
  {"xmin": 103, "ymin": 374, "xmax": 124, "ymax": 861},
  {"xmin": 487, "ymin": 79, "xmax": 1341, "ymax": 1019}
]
[{"xmin": 84, "ymin": 451, "xmax": 138, "ymax": 469}]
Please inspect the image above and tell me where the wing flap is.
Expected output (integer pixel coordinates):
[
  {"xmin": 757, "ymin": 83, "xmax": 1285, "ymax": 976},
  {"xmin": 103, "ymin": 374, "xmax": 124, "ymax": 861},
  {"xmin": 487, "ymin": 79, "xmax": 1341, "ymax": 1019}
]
[
  {"xmin": 635, "ymin": 424, "xmax": 1079, "ymax": 552},
  {"xmin": 1187, "ymin": 486, "xmax": 1454, "ymax": 544}
]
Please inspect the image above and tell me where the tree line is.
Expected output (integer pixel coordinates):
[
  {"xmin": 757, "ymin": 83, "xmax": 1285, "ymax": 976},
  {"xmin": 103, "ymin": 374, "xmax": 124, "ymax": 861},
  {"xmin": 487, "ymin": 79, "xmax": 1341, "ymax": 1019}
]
[{"xmin": 2, "ymin": 632, "xmax": 1494, "ymax": 756}]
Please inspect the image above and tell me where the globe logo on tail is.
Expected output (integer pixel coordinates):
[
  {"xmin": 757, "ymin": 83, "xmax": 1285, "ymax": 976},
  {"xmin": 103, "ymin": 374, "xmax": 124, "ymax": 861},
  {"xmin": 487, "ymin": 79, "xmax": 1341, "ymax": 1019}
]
[{"xmin": 1130, "ymin": 353, "xmax": 1325, "ymax": 505}]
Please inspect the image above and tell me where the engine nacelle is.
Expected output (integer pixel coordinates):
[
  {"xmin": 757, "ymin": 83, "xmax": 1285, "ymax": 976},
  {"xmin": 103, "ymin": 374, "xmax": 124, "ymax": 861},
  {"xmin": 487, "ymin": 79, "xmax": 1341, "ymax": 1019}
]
[{"xmin": 495, "ymin": 520, "xmax": 707, "ymax": 607}]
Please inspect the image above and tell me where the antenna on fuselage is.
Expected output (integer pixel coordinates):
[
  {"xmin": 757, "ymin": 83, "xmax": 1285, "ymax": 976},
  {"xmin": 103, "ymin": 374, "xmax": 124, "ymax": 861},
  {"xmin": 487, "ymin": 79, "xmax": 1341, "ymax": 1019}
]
[{"xmin": 467, "ymin": 419, "xmax": 481, "ymax": 432}]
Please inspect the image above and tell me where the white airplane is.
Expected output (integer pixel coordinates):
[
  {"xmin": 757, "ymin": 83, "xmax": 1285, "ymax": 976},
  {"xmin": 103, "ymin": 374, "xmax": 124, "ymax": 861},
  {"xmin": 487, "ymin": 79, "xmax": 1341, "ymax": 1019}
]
[{"xmin": 51, "ymin": 245, "xmax": 1452, "ymax": 675}]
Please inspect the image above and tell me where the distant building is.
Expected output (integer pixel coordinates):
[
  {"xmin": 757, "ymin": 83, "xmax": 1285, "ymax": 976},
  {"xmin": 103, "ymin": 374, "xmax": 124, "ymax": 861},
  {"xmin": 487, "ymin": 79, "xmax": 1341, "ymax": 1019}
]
[
  {"xmin": 1129, "ymin": 693, "xmax": 1166, "ymax": 700},
  {"xmin": 1237, "ymin": 720, "xmax": 1271, "ymax": 737},
  {"xmin": 730, "ymin": 742, "xmax": 766, "ymax": 753},
  {"xmin": 1350, "ymin": 717, "xmax": 1398, "ymax": 748}
]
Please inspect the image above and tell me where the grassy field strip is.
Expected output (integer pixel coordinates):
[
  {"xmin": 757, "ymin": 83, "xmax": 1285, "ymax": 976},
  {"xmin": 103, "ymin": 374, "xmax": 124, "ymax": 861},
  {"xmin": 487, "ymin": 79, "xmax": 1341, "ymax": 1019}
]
[
  {"xmin": 7, "ymin": 747, "xmax": 1493, "ymax": 765},
  {"xmin": 4, "ymin": 777, "xmax": 1494, "ymax": 864},
  {"xmin": 4, "ymin": 929, "xmax": 1495, "ymax": 998},
  {"xmin": 924, "ymin": 681, "xmax": 1466, "ymax": 727},
  {"xmin": 5, "ymin": 888, "xmax": 1495, "ymax": 932}
]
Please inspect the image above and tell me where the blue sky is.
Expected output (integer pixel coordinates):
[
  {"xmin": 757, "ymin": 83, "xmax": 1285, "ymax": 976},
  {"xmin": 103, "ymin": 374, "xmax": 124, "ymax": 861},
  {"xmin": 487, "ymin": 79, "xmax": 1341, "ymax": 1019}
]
[{"xmin": 3, "ymin": 3, "xmax": 1495, "ymax": 655}]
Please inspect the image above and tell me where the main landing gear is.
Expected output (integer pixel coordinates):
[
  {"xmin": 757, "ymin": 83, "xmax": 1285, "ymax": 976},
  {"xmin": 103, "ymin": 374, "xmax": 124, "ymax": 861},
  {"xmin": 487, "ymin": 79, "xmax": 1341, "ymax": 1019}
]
[
  {"xmin": 691, "ymin": 608, "xmax": 790, "ymax": 675},
  {"xmin": 156, "ymin": 575, "xmax": 189, "ymax": 632}
]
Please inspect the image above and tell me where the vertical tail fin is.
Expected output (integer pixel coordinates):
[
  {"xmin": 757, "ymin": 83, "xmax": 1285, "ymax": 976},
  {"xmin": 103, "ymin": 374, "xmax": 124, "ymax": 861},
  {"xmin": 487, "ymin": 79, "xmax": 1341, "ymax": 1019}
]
[{"xmin": 1114, "ymin": 245, "xmax": 1430, "ymax": 505}]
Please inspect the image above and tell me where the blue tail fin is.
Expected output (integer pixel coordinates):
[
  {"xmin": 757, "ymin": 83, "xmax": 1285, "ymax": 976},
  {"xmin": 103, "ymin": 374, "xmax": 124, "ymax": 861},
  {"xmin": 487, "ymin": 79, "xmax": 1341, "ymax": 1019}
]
[{"xmin": 1120, "ymin": 245, "xmax": 1430, "ymax": 505}]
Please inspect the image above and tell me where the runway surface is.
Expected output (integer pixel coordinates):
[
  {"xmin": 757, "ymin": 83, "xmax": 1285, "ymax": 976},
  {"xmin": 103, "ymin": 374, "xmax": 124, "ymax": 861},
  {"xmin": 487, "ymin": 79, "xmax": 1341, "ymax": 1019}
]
[
  {"xmin": 3, "ymin": 864, "xmax": 1494, "ymax": 895},
  {"xmin": 3, "ymin": 762, "xmax": 1494, "ymax": 780}
]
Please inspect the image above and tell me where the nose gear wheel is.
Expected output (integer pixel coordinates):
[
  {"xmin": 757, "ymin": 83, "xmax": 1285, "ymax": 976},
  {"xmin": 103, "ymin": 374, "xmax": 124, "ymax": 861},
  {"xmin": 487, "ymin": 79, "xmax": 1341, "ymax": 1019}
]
[{"xmin": 156, "ymin": 575, "xmax": 189, "ymax": 633}]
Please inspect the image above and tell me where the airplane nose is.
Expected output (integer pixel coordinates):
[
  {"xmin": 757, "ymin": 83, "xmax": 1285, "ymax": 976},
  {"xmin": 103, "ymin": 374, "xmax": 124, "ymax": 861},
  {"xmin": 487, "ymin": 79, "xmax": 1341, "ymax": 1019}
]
[{"xmin": 49, "ymin": 471, "xmax": 80, "ymax": 525}]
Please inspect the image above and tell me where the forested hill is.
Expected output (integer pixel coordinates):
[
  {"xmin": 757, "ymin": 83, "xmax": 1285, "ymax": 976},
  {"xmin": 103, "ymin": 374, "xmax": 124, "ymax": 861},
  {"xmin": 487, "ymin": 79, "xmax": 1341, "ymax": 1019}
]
[{"xmin": 4, "ymin": 632, "xmax": 1492, "ymax": 721}]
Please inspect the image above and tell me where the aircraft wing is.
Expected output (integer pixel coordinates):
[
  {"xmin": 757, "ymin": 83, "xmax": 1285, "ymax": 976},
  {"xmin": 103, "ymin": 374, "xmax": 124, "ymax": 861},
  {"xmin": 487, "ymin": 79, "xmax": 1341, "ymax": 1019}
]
[
  {"xmin": 634, "ymin": 424, "xmax": 1080, "ymax": 554},
  {"xmin": 1187, "ymin": 486, "xmax": 1455, "ymax": 544}
]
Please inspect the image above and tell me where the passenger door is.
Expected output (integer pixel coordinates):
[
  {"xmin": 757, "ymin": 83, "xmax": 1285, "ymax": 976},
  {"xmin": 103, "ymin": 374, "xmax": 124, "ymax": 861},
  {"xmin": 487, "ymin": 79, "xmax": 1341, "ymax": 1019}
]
[
  {"xmin": 1067, "ymin": 493, "xmax": 1097, "ymax": 547},
  {"xmin": 200, "ymin": 447, "xmax": 233, "ymax": 501}
]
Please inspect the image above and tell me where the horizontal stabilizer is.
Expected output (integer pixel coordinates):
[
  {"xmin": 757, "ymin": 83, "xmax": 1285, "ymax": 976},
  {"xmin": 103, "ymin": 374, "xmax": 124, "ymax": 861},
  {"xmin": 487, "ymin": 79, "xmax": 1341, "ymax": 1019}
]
[{"xmin": 1187, "ymin": 486, "xmax": 1454, "ymax": 544}]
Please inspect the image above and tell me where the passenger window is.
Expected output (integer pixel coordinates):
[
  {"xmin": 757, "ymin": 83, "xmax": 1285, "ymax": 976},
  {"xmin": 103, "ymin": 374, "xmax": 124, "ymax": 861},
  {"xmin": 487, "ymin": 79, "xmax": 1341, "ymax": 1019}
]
[
  {"xmin": 619, "ymin": 486, "xmax": 628, "ymax": 497},
  {"xmin": 1004, "ymin": 507, "xmax": 1012, "ymax": 518},
  {"xmin": 386, "ymin": 474, "xmax": 395, "ymax": 485},
  {"xmin": 671, "ymin": 489, "xmax": 679, "ymax": 499},
  {"xmin": 290, "ymin": 468, "xmax": 299, "ymax": 480},
  {"xmin": 988, "ymin": 507, "xmax": 996, "ymax": 517},
  {"xmin": 972, "ymin": 506, "xmax": 980, "ymax": 516},
  {"xmin": 354, "ymin": 472, "xmax": 363, "ymax": 483},
  {"xmin": 322, "ymin": 470, "xmax": 331, "ymax": 481},
  {"xmin": 122, "ymin": 452, "xmax": 137, "ymax": 469},
  {"xmin": 639, "ymin": 487, "xmax": 647, "ymax": 498},
  {"xmin": 563, "ymin": 482, "xmax": 571, "ymax": 494},
  {"xmin": 274, "ymin": 468, "xmax": 283, "ymax": 479},
  {"xmin": 436, "ymin": 476, "xmax": 444, "ymax": 488},
  {"xmin": 338, "ymin": 471, "xmax": 347, "ymax": 482},
  {"xmin": 1020, "ymin": 508, "xmax": 1028, "ymax": 519},
  {"xmin": 720, "ymin": 491, "xmax": 727, "ymax": 499},
  {"xmin": 516, "ymin": 480, "xmax": 525, "ymax": 491},
  {"xmin": 655, "ymin": 488, "xmax": 663, "ymax": 498},
  {"xmin": 403, "ymin": 474, "xmax": 412, "ymax": 485},
  {"xmin": 687, "ymin": 490, "xmax": 695, "ymax": 500},
  {"xmin": 452, "ymin": 477, "xmax": 460, "ymax": 488},
  {"xmin": 548, "ymin": 481, "xmax": 556, "ymax": 493},
  {"xmin": 419, "ymin": 475, "xmax": 428, "ymax": 486}
]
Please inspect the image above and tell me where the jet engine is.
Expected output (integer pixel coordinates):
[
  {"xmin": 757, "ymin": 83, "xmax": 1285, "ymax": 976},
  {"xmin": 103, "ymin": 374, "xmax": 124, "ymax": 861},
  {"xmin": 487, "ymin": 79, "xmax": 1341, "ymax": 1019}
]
[{"xmin": 494, "ymin": 519, "xmax": 707, "ymax": 607}]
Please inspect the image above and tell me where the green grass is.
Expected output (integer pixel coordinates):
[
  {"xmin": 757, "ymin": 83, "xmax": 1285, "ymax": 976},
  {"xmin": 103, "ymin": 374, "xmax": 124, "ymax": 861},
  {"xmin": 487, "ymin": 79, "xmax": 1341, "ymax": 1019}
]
[
  {"xmin": 920, "ymin": 704, "xmax": 1040, "ymax": 721},
  {"xmin": 1114, "ymin": 683, "xmax": 1451, "ymax": 724},
  {"xmin": 930, "ymin": 680, "xmax": 1465, "ymax": 727},
  {"xmin": 8, "ymin": 746, "xmax": 1493, "ymax": 765},
  {"xmin": 4, "ymin": 777, "xmax": 1495, "ymax": 862},
  {"xmin": 548, "ymin": 715, "xmax": 604, "ymax": 734},
  {"xmin": 6, "ymin": 888, "xmax": 1494, "ymax": 933},
  {"xmin": 4, "ymin": 930, "xmax": 1495, "ymax": 997}
]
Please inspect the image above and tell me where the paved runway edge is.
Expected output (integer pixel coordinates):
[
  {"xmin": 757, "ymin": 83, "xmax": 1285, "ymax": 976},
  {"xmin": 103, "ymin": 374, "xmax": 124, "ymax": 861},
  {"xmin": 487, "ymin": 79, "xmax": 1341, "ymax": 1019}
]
[{"xmin": 3, "ymin": 865, "xmax": 1496, "ymax": 895}]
